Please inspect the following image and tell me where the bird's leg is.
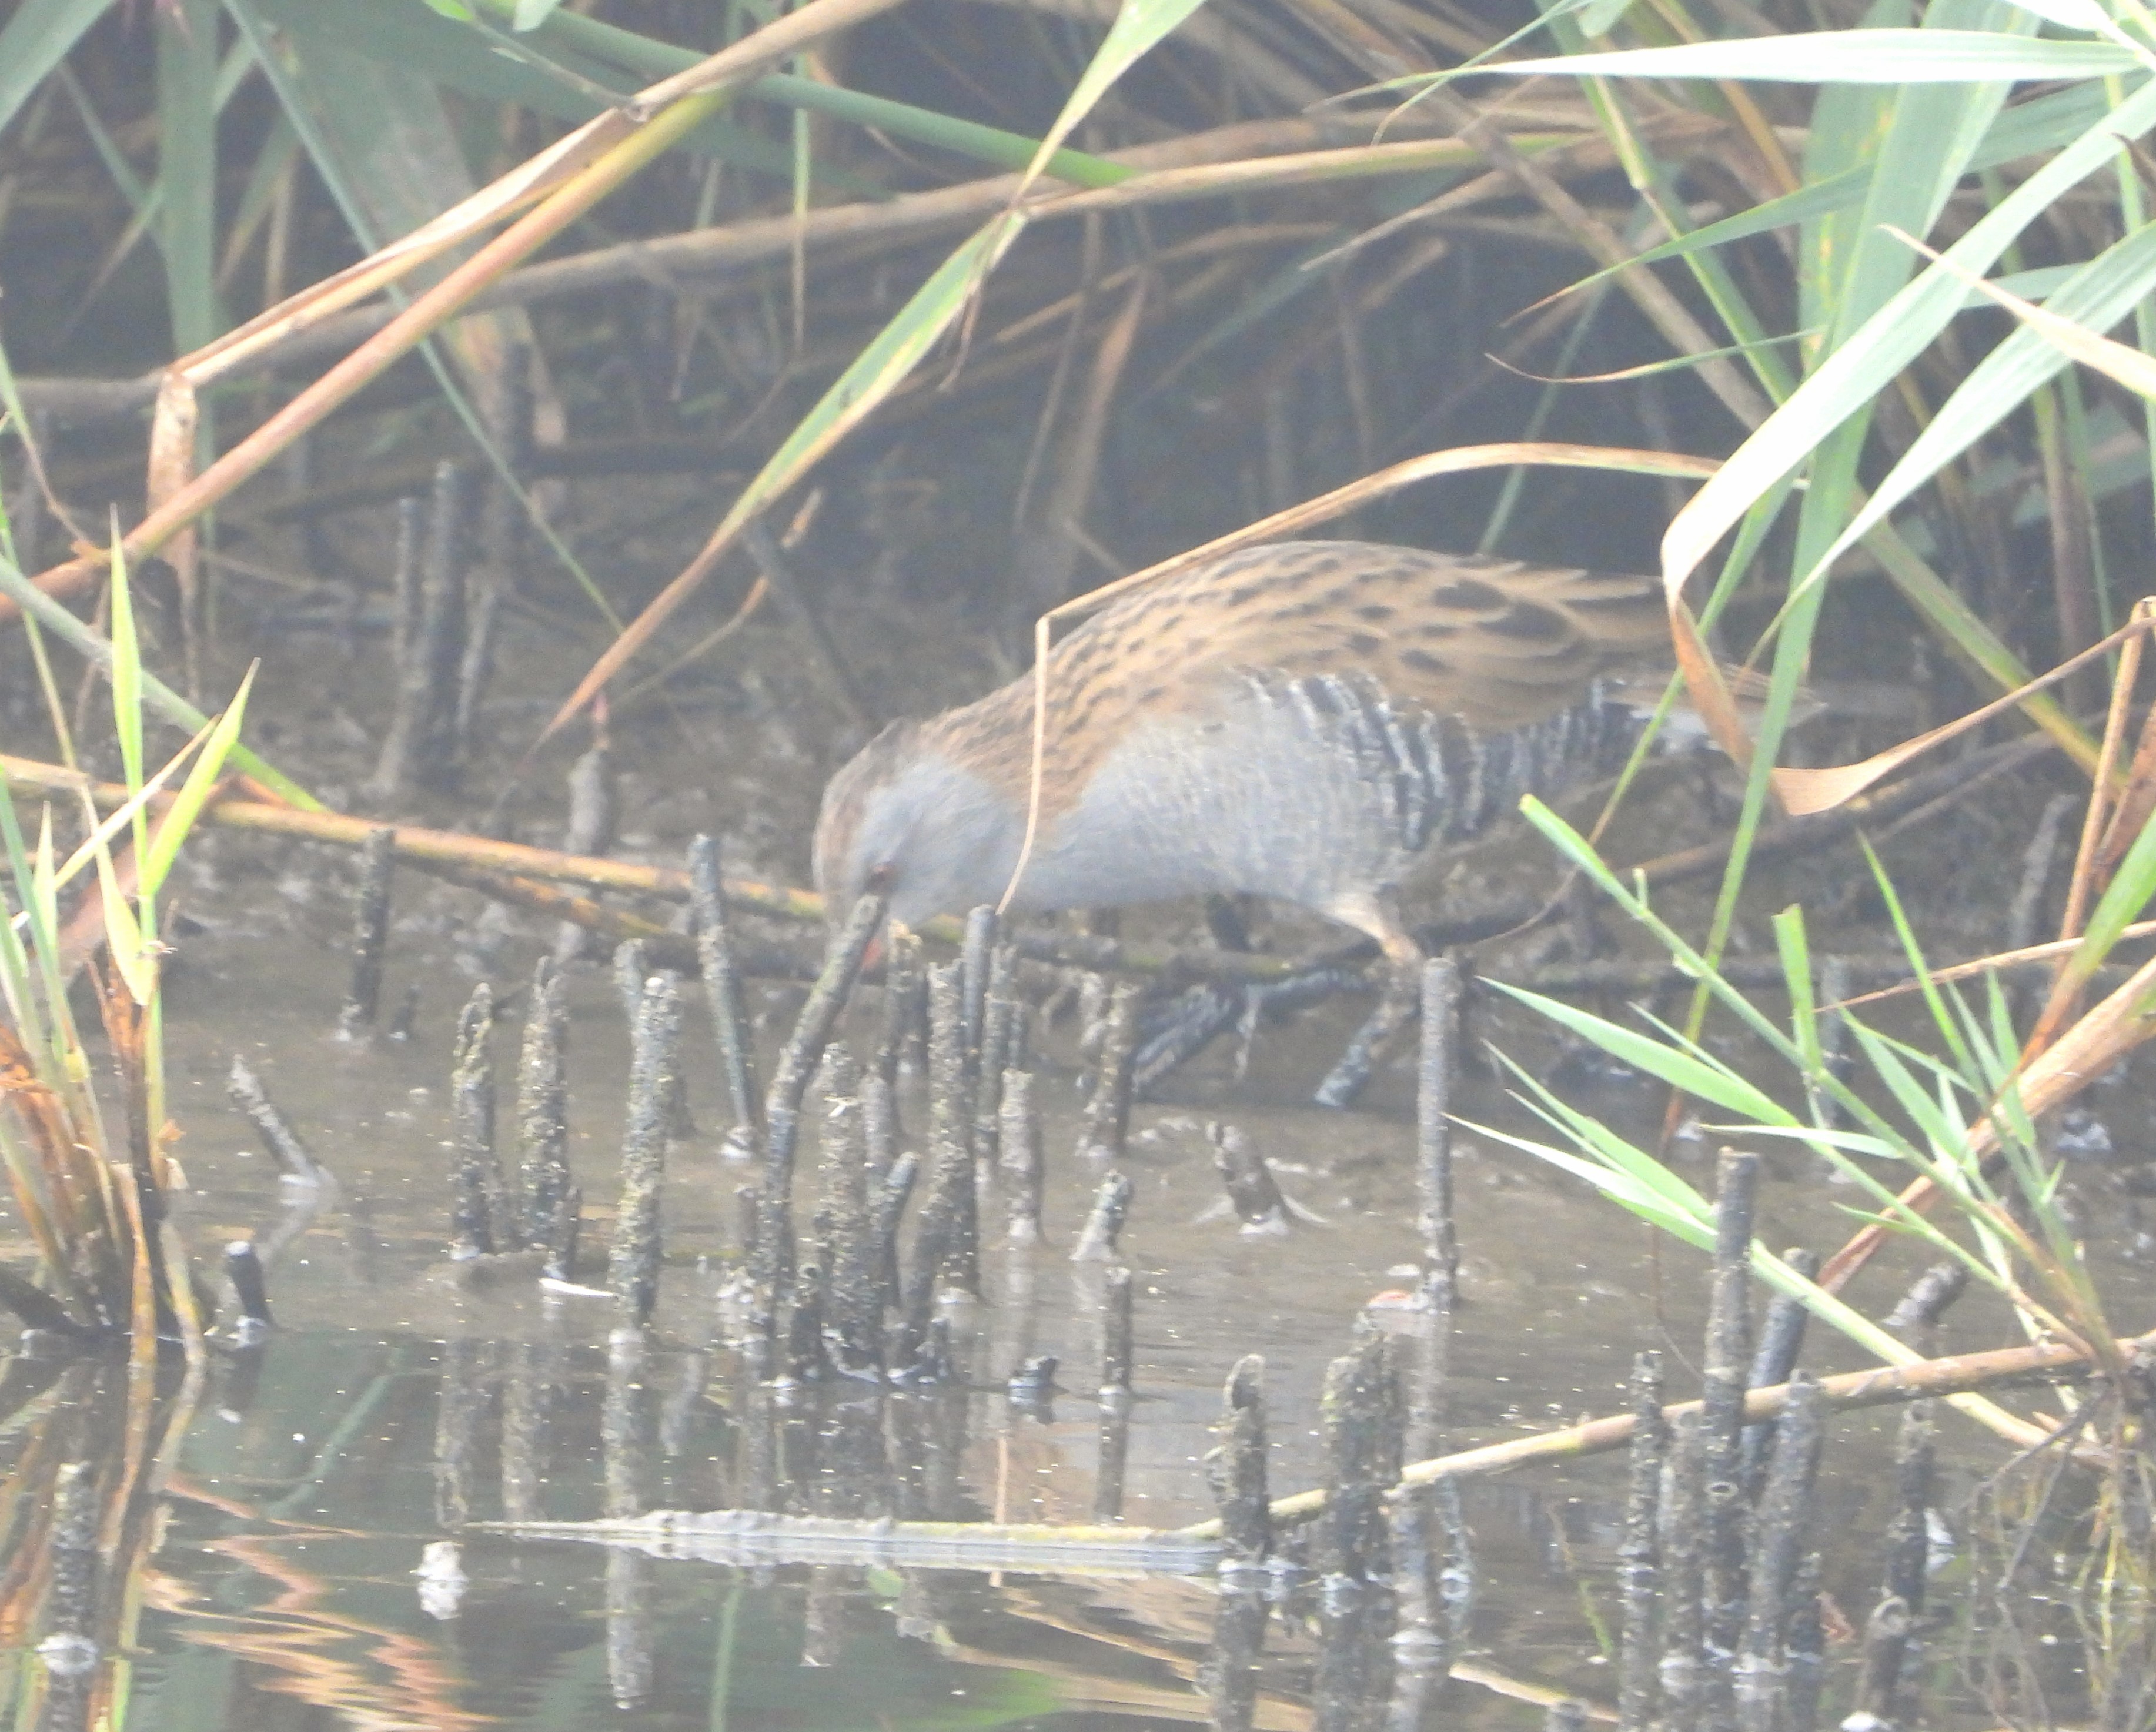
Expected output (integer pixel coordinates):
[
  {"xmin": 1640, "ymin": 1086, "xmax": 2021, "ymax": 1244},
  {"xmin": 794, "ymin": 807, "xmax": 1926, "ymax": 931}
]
[{"xmin": 1313, "ymin": 922, "xmax": 1425, "ymax": 1109}]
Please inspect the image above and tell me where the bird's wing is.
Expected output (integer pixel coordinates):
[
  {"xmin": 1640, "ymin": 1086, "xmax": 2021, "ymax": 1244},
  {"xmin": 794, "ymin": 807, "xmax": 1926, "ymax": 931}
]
[{"xmin": 1069, "ymin": 541, "xmax": 1675, "ymax": 733}]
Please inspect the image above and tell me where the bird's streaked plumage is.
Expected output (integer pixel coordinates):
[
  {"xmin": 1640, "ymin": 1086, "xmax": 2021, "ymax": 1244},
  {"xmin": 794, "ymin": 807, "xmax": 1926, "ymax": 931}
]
[{"xmin": 813, "ymin": 540, "xmax": 1682, "ymax": 957}]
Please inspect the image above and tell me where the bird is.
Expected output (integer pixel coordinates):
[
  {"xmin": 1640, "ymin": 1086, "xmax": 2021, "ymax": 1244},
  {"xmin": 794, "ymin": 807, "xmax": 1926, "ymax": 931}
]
[{"xmin": 814, "ymin": 539, "xmax": 1690, "ymax": 972}]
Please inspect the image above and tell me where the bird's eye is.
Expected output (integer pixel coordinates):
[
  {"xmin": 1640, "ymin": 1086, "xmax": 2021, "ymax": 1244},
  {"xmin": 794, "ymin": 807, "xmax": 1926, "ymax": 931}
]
[{"xmin": 865, "ymin": 862, "xmax": 896, "ymax": 892}]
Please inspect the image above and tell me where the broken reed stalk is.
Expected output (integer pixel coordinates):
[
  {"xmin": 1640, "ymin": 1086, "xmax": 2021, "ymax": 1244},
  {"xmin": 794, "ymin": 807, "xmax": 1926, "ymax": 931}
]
[
  {"xmin": 863, "ymin": 1066, "xmax": 900, "ymax": 1185},
  {"xmin": 1321, "ymin": 1330, "xmax": 1400, "ymax": 1581},
  {"xmin": 815, "ymin": 1044, "xmax": 881, "ymax": 1372},
  {"xmin": 1209, "ymin": 1355, "xmax": 1271, "ymax": 1566},
  {"xmin": 1170, "ymin": 1326, "xmax": 2156, "ymax": 1540},
  {"xmin": 1077, "ymin": 980, "xmax": 1139, "ymax": 1162},
  {"xmin": 1616, "ymin": 1351, "xmax": 1665, "ymax": 1732},
  {"xmin": 609, "ymin": 973, "xmax": 684, "ymax": 1329},
  {"xmin": 225, "ymin": 1055, "xmax": 326, "ymax": 1185},
  {"xmin": 617, "ymin": 941, "xmax": 693, "ymax": 1139},
  {"xmin": 1071, "ymin": 1169, "xmax": 1134, "ymax": 1262},
  {"xmin": 336, "ymin": 825, "xmax": 396, "ymax": 1039},
  {"xmin": 516, "ymin": 957, "xmax": 574, "ymax": 1268},
  {"xmin": 389, "ymin": 494, "xmax": 423, "ymax": 671},
  {"xmin": 1702, "ymin": 1149, "xmax": 1757, "ymax": 1673},
  {"xmin": 1101, "ymin": 1264, "xmax": 1135, "ymax": 1395},
  {"xmin": 1659, "ymin": 1409, "xmax": 1706, "ymax": 1721},
  {"xmin": 1417, "ymin": 958, "xmax": 1461, "ymax": 1306},
  {"xmin": 1207, "ymin": 1121, "xmax": 1286, "ymax": 1231},
  {"xmin": 1883, "ymin": 1261, "xmax": 1969, "ymax": 1339},
  {"xmin": 998, "ymin": 1068, "xmax": 1045, "ymax": 1245},
  {"xmin": 921, "ymin": 959, "xmax": 980, "ymax": 1296},
  {"xmin": 762, "ymin": 891, "xmax": 884, "ymax": 1188},
  {"xmin": 369, "ymin": 461, "xmax": 467, "ymax": 801},
  {"xmin": 1742, "ymin": 1246, "xmax": 1820, "ymax": 1494},
  {"xmin": 1737, "ymin": 1373, "xmax": 1825, "ymax": 1701},
  {"xmin": 877, "ymin": 927, "xmax": 924, "ymax": 1078},
  {"xmin": 1095, "ymin": 1379, "xmax": 1131, "ymax": 1522},
  {"xmin": 751, "ymin": 892, "xmax": 885, "ymax": 1326},
  {"xmin": 689, "ymin": 835, "xmax": 762, "ymax": 1159},
  {"xmin": 873, "ymin": 1149, "xmax": 919, "ymax": 1317},
  {"xmin": 449, "ymin": 985, "xmax": 506, "ymax": 1258},
  {"xmin": 959, "ymin": 904, "xmax": 996, "ymax": 1086},
  {"xmin": 971, "ymin": 943, "xmax": 1019, "ymax": 1165}
]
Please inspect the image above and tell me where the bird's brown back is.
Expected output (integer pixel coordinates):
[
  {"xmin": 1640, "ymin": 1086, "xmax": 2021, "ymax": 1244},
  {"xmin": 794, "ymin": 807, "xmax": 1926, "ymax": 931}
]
[{"xmin": 931, "ymin": 542, "xmax": 1676, "ymax": 823}]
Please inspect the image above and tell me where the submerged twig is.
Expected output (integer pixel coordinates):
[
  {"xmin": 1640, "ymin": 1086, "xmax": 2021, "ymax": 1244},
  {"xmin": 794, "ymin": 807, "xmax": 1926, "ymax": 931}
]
[{"xmin": 226, "ymin": 1055, "xmax": 326, "ymax": 1186}]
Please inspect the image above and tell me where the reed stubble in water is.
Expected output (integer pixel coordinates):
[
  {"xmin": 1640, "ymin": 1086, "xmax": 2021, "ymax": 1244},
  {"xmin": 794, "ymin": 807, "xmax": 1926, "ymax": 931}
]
[
  {"xmin": 1100, "ymin": 1263, "xmax": 1135, "ymax": 1395},
  {"xmin": 1321, "ymin": 1330, "xmax": 1400, "ymax": 1582},
  {"xmin": 609, "ymin": 975, "xmax": 684, "ymax": 1329},
  {"xmin": 689, "ymin": 835, "xmax": 761, "ymax": 1159},
  {"xmin": 370, "ymin": 460, "xmax": 469, "ymax": 801},
  {"xmin": 551, "ymin": 739, "xmax": 617, "ymax": 964},
  {"xmin": 1742, "ymin": 1246, "xmax": 1819, "ymax": 1496},
  {"xmin": 1201, "ymin": 1577, "xmax": 1269, "ymax": 1732},
  {"xmin": 336, "ymin": 825, "xmax": 396, "ymax": 1039},
  {"xmin": 874, "ymin": 1149, "xmax": 920, "ymax": 1318},
  {"xmin": 1071, "ymin": 1169, "xmax": 1134, "ymax": 1262},
  {"xmin": 814, "ymin": 1044, "xmax": 881, "ymax": 1372},
  {"xmin": 448, "ymin": 988, "xmax": 506, "ymax": 1259},
  {"xmin": 999, "ymin": 1068, "xmax": 1045, "ymax": 1245},
  {"xmin": 616, "ymin": 941, "xmax": 693, "ymax": 1139},
  {"xmin": 226, "ymin": 1055, "xmax": 325, "ymax": 1185},
  {"xmin": 745, "ymin": 894, "xmax": 884, "ymax": 1353},
  {"xmin": 1850, "ymin": 1399, "xmax": 1936, "ymax": 1726},
  {"xmin": 1416, "ymin": 958, "xmax": 1461, "ymax": 1306},
  {"xmin": 1095, "ymin": 1265, "xmax": 1135, "ymax": 1520},
  {"xmin": 1660, "ymin": 1408, "xmax": 1707, "ymax": 1722},
  {"xmin": 1702, "ymin": 1149, "xmax": 1759, "ymax": 1684},
  {"xmin": 1618, "ymin": 1350, "xmax": 1666, "ymax": 1732},
  {"xmin": 920, "ymin": 960, "xmax": 980, "ymax": 1296},
  {"xmin": 603, "ymin": 1328, "xmax": 655, "ymax": 1708},
  {"xmin": 1206, "ymin": 1120, "xmax": 1290, "ymax": 1232},
  {"xmin": 1209, "ymin": 1355, "xmax": 1270, "ymax": 1565},
  {"xmin": 515, "ymin": 957, "xmax": 576, "ymax": 1277},
  {"xmin": 1737, "ymin": 1371, "xmax": 1825, "ymax": 1730},
  {"xmin": 1077, "ymin": 979, "xmax": 1139, "ymax": 1163},
  {"xmin": 959, "ymin": 905, "xmax": 996, "ymax": 1084},
  {"xmin": 971, "ymin": 942, "xmax": 1019, "ymax": 1165}
]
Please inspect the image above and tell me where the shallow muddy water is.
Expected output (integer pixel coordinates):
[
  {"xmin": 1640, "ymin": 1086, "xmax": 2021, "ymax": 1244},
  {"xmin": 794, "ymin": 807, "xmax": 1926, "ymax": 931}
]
[
  {"xmin": 8, "ymin": 860, "xmax": 2152, "ymax": 1731},
  {"xmin": 6, "ymin": 499, "xmax": 2156, "ymax": 1730}
]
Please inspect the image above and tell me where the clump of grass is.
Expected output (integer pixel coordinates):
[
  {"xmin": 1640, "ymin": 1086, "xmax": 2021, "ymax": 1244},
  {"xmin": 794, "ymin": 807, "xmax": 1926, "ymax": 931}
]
[
  {"xmin": 1485, "ymin": 790, "xmax": 2155, "ymax": 1713},
  {"xmin": 0, "ymin": 523, "xmax": 253, "ymax": 1364}
]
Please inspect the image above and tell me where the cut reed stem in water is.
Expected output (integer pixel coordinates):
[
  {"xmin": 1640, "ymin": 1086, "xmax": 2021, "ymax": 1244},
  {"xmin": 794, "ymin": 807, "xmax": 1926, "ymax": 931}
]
[
  {"xmin": 998, "ymin": 1068, "xmax": 1044, "ymax": 1245},
  {"xmin": 1077, "ymin": 981, "xmax": 1139, "ymax": 1163},
  {"xmin": 814, "ymin": 1044, "xmax": 881, "ymax": 1373},
  {"xmin": 609, "ymin": 974, "xmax": 683, "ymax": 1329},
  {"xmin": 516, "ymin": 957, "xmax": 572, "ymax": 1254},
  {"xmin": 225, "ymin": 1055, "xmax": 326, "ymax": 1186},
  {"xmin": 1209, "ymin": 1355, "xmax": 1270, "ymax": 1566},
  {"xmin": 689, "ymin": 834, "xmax": 761, "ymax": 1159},
  {"xmin": 1071, "ymin": 1170, "xmax": 1134, "ymax": 1263},
  {"xmin": 1702, "ymin": 1149, "xmax": 1757, "ymax": 1674},
  {"xmin": 1416, "ymin": 958, "xmax": 1460, "ymax": 1306},
  {"xmin": 1617, "ymin": 1350, "xmax": 1665, "ymax": 1732},
  {"xmin": 1101, "ymin": 1263, "xmax": 1135, "ymax": 1395},
  {"xmin": 921, "ymin": 959, "xmax": 980, "ymax": 1296},
  {"xmin": 336, "ymin": 825, "xmax": 395, "ymax": 1039}
]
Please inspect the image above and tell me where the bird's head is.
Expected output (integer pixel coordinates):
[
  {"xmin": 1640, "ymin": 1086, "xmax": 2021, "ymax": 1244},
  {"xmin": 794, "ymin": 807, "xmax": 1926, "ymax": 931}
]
[{"xmin": 812, "ymin": 718, "xmax": 1023, "ymax": 931}]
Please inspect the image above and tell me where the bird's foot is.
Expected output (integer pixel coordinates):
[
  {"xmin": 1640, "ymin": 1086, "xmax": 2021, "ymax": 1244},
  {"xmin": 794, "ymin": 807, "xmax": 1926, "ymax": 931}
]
[{"xmin": 1313, "ymin": 961, "xmax": 1421, "ymax": 1108}]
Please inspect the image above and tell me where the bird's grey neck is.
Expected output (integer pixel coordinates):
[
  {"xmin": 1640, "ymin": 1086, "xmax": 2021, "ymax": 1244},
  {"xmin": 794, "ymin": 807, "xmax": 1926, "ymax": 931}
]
[{"xmin": 874, "ymin": 750, "xmax": 1029, "ymax": 928}]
